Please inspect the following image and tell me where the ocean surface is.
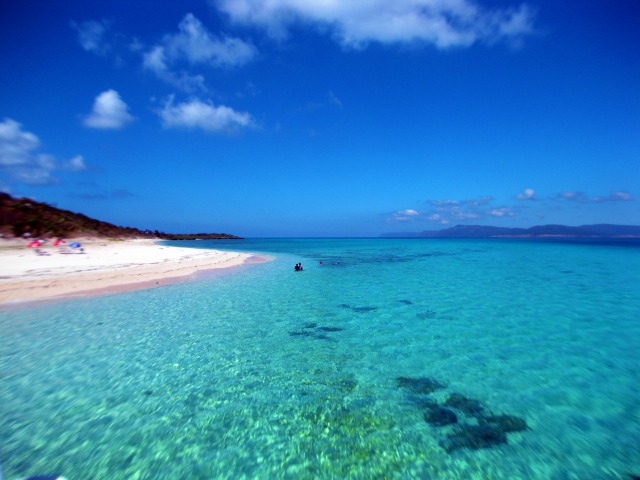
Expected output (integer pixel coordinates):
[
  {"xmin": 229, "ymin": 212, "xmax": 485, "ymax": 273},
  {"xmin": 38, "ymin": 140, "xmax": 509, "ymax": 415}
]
[{"xmin": 1, "ymin": 238, "xmax": 639, "ymax": 479}]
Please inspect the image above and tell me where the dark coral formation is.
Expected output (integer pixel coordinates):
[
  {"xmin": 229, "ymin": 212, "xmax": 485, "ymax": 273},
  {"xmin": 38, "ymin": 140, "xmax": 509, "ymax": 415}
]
[
  {"xmin": 336, "ymin": 377, "xmax": 358, "ymax": 394},
  {"xmin": 444, "ymin": 393, "xmax": 485, "ymax": 417},
  {"xmin": 395, "ymin": 376, "xmax": 529, "ymax": 453},
  {"xmin": 338, "ymin": 304, "xmax": 378, "ymax": 313},
  {"xmin": 396, "ymin": 376, "xmax": 446, "ymax": 394},
  {"xmin": 480, "ymin": 414, "xmax": 528, "ymax": 433},
  {"xmin": 353, "ymin": 306, "xmax": 378, "ymax": 313},
  {"xmin": 424, "ymin": 406, "xmax": 458, "ymax": 426},
  {"xmin": 289, "ymin": 323, "xmax": 345, "ymax": 342},
  {"xmin": 289, "ymin": 331, "xmax": 315, "ymax": 338},
  {"xmin": 440, "ymin": 424, "xmax": 507, "ymax": 452}
]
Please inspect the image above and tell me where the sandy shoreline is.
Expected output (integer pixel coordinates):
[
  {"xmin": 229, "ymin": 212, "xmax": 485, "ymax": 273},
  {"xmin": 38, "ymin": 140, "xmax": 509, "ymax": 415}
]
[{"xmin": 0, "ymin": 238, "xmax": 263, "ymax": 305}]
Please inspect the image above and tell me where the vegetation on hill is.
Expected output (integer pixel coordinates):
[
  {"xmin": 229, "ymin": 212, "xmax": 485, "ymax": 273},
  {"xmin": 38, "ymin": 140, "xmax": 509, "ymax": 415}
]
[{"xmin": 0, "ymin": 192, "xmax": 242, "ymax": 240}]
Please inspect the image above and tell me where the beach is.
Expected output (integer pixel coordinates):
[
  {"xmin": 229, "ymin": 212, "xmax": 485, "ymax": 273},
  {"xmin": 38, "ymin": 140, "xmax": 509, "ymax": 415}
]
[{"xmin": 0, "ymin": 238, "xmax": 258, "ymax": 305}]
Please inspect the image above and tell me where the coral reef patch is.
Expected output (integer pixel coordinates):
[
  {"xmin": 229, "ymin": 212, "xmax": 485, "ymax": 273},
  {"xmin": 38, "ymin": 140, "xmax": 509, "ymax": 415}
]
[
  {"xmin": 395, "ymin": 375, "xmax": 529, "ymax": 453},
  {"xmin": 396, "ymin": 376, "xmax": 446, "ymax": 394},
  {"xmin": 424, "ymin": 406, "xmax": 458, "ymax": 426},
  {"xmin": 440, "ymin": 424, "xmax": 507, "ymax": 452}
]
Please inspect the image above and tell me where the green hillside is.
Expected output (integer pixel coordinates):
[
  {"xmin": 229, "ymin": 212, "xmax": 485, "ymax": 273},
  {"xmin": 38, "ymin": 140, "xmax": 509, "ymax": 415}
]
[{"xmin": 0, "ymin": 192, "xmax": 241, "ymax": 240}]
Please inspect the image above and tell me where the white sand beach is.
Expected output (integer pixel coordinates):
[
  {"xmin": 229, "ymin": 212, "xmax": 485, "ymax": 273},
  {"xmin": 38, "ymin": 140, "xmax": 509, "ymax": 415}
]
[{"xmin": 0, "ymin": 238, "xmax": 261, "ymax": 305}]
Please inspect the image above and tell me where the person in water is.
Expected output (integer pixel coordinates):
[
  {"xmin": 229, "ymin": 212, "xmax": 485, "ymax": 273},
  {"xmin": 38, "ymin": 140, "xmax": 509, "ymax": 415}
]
[{"xmin": 294, "ymin": 263, "xmax": 304, "ymax": 271}]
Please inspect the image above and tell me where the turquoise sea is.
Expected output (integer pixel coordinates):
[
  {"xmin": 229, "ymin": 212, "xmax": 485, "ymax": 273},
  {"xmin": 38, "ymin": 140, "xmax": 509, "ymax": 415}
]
[{"xmin": 1, "ymin": 238, "xmax": 639, "ymax": 479}]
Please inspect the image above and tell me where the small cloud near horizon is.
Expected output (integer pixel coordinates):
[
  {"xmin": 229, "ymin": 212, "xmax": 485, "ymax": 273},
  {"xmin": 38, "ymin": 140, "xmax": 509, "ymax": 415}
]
[
  {"xmin": 516, "ymin": 187, "xmax": 536, "ymax": 200},
  {"xmin": 593, "ymin": 191, "xmax": 634, "ymax": 203},
  {"xmin": 385, "ymin": 187, "xmax": 635, "ymax": 228},
  {"xmin": 559, "ymin": 190, "xmax": 633, "ymax": 203}
]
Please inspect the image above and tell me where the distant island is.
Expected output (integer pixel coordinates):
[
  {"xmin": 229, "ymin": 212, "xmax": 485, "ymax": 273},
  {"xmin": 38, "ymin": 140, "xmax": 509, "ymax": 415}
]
[
  {"xmin": 0, "ymin": 192, "xmax": 242, "ymax": 240},
  {"xmin": 381, "ymin": 224, "xmax": 640, "ymax": 238}
]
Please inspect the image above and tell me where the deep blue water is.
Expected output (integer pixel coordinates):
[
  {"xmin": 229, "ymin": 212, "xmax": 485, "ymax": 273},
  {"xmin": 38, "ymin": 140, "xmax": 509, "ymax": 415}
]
[{"xmin": 1, "ymin": 238, "xmax": 639, "ymax": 479}]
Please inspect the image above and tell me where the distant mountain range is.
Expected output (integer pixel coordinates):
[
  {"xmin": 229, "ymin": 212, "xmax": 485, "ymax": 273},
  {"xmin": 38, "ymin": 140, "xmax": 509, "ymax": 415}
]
[
  {"xmin": 381, "ymin": 224, "xmax": 640, "ymax": 238},
  {"xmin": 0, "ymin": 192, "xmax": 242, "ymax": 240}
]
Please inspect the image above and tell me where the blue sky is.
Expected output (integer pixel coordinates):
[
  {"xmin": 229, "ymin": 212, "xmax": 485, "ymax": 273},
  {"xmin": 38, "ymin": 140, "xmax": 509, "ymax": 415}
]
[{"xmin": 1, "ymin": 0, "xmax": 638, "ymax": 237}]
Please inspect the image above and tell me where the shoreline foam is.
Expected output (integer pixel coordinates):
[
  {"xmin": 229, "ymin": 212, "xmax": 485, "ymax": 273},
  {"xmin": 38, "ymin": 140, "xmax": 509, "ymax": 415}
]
[{"xmin": 0, "ymin": 238, "xmax": 265, "ymax": 306}]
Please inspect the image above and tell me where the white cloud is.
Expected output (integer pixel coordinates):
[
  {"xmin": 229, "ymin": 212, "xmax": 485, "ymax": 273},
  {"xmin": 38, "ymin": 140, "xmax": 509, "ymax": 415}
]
[
  {"xmin": 215, "ymin": 0, "xmax": 535, "ymax": 49},
  {"xmin": 593, "ymin": 191, "xmax": 634, "ymax": 203},
  {"xmin": 166, "ymin": 13, "xmax": 257, "ymax": 67},
  {"xmin": 0, "ymin": 118, "xmax": 86, "ymax": 185},
  {"xmin": 558, "ymin": 191, "xmax": 588, "ymax": 202},
  {"xmin": 422, "ymin": 195, "xmax": 507, "ymax": 224},
  {"xmin": 430, "ymin": 199, "xmax": 460, "ymax": 207},
  {"xmin": 488, "ymin": 207, "xmax": 514, "ymax": 217},
  {"xmin": 430, "ymin": 196, "xmax": 493, "ymax": 208},
  {"xmin": 402, "ymin": 209, "xmax": 419, "ymax": 216},
  {"xmin": 64, "ymin": 155, "xmax": 87, "ymax": 172},
  {"xmin": 0, "ymin": 118, "xmax": 39, "ymax": 166},
  {"xmin": 428, "ymin": 213, "xmax": 450, "ymax": 224},
  {"xmin": 84, "ymin": 90, "xmax": 135, "ymax": 129},
  {"xmin": 143, "ymin": 46, "xmax": 207, "ymax": 93},
  {"xmin": 158, "ymin": 96, "xmax": 253, "ymax": 132},
  {"xmin": 328, "ymin": 91, "xmax": 343, "ymax": 108},
  {"xmin": 558, "ymin": 190, "xmax": 633, "ymax": 204},
  {"xmin": 516, "ymin": 187, "xmax": 536, "ymax": 200},
  {"xmin": 386, "ymin": 208, "xmax": 421, "ymax": 223},
  {"xmin": 144, "ymin": 13, "xmax": 256, "ymax": 91},
  {"xmin": 71, "ymin": 20, "xmax": 112, "ymax": 55},
  {"xmin": 607, "ymin": 191, "xmax": 633, "ymax": 202}
]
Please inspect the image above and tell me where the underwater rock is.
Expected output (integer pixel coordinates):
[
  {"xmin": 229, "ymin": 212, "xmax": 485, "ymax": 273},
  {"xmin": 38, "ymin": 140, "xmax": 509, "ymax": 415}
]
[
  {"xmin": 303, "ymin": 322, "xmax": 318, "ymax": 329},
  {"xmin": 396, "ymin": 376, "xmax": 446, "ymax": 394},
  {"xmin": 424, "ymin": 406, "xmax": 458, "ymax": 426},
  {"xmin": 289, "ymin": 330, "xmax": 337, "ymax": 342},
  {"xmin": 317, "ymin": 326, "xmax": 344, "ymax": 332},
  {"xmin": 440, "ymin": 424, "xmax": 507, "ymax": 452},
  {"xmin": 289, "ymin": 331, "xmax": 314, "ymax": 337},
  {"xmin": 479, "ymin": 414, "xmax": 528, "ymax": 433},
  {"xmin": 444, "ymin": 393, "xmax": 485, "ymax": 416},
  {"xmin": 313, "ymin": 334, "xmax": 337, "ymax": 342},
  {"xmin": 398, "ymin": 299, "xmax": 413, "ymax": 305},
  {"xmin": 416, "ymin": 310, "xmax": 436, "ymax": 319},
  {"xmin": 337, "ymin": 304, "xmax": 377, "ymax": 313},
  {"xmin": 336, "ymin": 377, "xmax": 358, "ymax": 394},
  {"xmin": 407, "ymin": 395, "xmax": 439, "ymax": 409},
  {"xmin": 143, "ymin": 390, "xmax": 153, "ymax": 396},
  {"xmin": 353, "ymin": 306, "xmax": 378, "ymax": 313}
]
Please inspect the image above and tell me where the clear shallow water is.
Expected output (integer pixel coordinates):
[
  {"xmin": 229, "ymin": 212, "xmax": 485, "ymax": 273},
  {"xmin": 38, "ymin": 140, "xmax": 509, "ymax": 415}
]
[{"xmin": 1, "ymin": 238, "xmax": 639, "ymax": 479}]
